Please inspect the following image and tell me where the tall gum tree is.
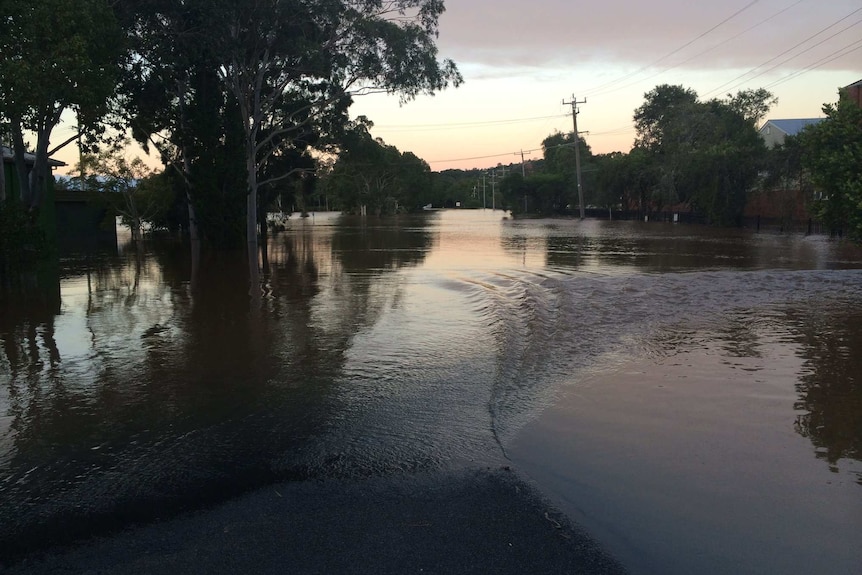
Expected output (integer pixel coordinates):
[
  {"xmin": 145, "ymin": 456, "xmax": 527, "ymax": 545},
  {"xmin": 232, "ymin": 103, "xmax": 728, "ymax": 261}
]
[
  {"xmin": 214, "ymin": 0, "xmax": 461, "ymax": 275},
  {"xmin": 116, "ymin": 0, "xmax": 245, "ymax": 248}
]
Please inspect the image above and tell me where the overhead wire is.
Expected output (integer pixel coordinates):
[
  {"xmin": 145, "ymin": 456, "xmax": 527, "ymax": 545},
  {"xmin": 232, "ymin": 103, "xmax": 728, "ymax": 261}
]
[
  {"xmin": 377, "ymin": 2, "xmax": 855, "ymax": 168},
  {"xmin": 586, "ymin": 0, "xmax": 806, "ymax": 99},
  {"xmin": 419, "ymin": 1, "xmax": 784, "ymax": 166},
  {"xmin": 584, "ymin": 0, "xmax": 762, "ymax": 97},
  {"xmin": 702, "ymin": 6, "xmax": 862, "ymax": 97},
  {"xmin": 370, "ymin": 114, "xmax": 568, "ymax": 132},
  {"xmin": 761, "ymin": 38, "xmax": 862, "ymax": 90}
]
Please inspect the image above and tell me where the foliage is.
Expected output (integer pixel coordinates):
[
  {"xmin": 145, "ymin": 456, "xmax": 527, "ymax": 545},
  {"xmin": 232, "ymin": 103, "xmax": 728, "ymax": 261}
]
[
  {"xmin": 212, "ymin": 0, "xmax": 460, "ymax": 249},
  {"xmin": 321, "ymin": 118, "xmax": 433, "ymax": 214},
  {"xmin": 631, "ymin": 84, "xmax": 771, "ymax": 225},
  {"xmin": 116, "ymin": 0, "xmax": 249, "ymax": 248},
  {"xmin": 0, "ymin": 0, "xmax": 124, "ymax": 208},
  {"xmin": 118, "ymin": 0, "xmax": 460, "ymax": 254},
  {"xmin": 430, "ymin": 169, "xmax": 490, "ymax": 209},
  {"xmin": 72, "ymin": 149, "xmax": 173, "ymax": 241},
  {"xmin": 503, "ymin": 132, "xmax": 594, "ymax": 215},
  {"xmin": 798, "ymin": 95, "xmax": 862, "ymax": 238},
  {"xmin": 592, "ymin": 152, "xmax": 631, "ymax": 210},
  {"xmin": 0, "ymin": 200, "xmax": 49, "ymax": 272},
  {"xmin": 726, "ymin": 88, "xmax": 778, "ymax": 125}
]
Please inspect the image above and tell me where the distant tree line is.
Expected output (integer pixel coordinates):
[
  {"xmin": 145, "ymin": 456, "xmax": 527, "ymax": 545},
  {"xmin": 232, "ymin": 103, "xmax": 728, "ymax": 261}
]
[{"xmin": 439, "ymin": 84, "xmax": 861, "ymax": 240}]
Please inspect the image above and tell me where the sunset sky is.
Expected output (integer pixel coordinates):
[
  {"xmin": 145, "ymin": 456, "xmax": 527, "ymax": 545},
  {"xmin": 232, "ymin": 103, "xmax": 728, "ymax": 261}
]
[
  {"xmin": 350, "ymin": 0, "xmax": 862, "ymax": 172},
  {"xmin": 49, "ymin": 0, "xmax": 861, "ymax": 175}
]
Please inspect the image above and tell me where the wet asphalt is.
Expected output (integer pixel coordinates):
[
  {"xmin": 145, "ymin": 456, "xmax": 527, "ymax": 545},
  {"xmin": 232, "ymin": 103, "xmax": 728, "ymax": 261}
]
[{"xmin": 4, "ymin": 467, "xmax": 628, "ymax": 575}]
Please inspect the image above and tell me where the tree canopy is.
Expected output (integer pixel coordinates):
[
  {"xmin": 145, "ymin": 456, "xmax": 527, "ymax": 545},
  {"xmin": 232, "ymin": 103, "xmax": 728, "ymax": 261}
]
[
  {"xmin": 0, "ymin": 0, "xmax": 124, "ymax": 209},
  {"xmin": 319, "ymin": 117, "xmax": 433, "ymax": 214},
  {"xmin": 631, "ymin": 85, "xmax": 772, "ymax": 225},
  {"xmin": 113, "ymin": 0, "xmax": 460, "ymax": 255},
  {"xmin": 799, "ymin": 94, "xmax": 862, "ymax": 238}
]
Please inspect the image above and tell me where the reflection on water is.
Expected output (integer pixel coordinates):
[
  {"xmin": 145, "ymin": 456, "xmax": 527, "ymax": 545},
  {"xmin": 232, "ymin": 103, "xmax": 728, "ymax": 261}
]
[
  {"xmin": 1, "ymin": 213, "xmax": 862, "ymax": 567},
  {"xmin": 791, "ymin": 307, "xmax": 862, "ymax": 480}
]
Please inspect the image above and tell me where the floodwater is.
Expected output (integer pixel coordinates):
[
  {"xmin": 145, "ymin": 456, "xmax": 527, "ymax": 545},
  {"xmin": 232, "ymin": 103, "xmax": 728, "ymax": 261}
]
[{"xmin": 1, "ymin": 210, "xmax": 861, "ymax": 572}]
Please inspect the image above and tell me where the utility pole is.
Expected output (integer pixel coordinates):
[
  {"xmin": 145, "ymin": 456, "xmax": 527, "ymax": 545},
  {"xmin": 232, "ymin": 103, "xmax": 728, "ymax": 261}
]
[
  {"xmin": 494, "ymin": 165, "xmax": 510, "ymax": 211},
  {"xmin": 489, "ymin": 169, "xmax": 497, "ymax": 211},
  {"xmin": 563, "ymin": 95, "xmax": 587, "ymax": 219},
  {"xmin": 517, "ymin": 150, "xmax": 527, "ymax": 213},
  {"xmin": 482, "ymin": 174, "xmax": 486, "ymax": 209}
]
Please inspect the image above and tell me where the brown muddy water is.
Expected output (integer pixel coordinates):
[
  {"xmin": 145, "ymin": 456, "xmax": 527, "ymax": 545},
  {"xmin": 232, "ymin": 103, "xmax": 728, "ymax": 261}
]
[{"xmin": 1, "ymin": 210, "xmax": 861, "ymax": 572}]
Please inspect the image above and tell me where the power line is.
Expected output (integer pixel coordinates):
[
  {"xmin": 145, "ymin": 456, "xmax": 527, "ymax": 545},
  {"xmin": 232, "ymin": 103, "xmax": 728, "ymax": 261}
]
[
  {"xmin": 702, "ymin": 7, "xmax": 862, "ymax": 97},
  {"xmin": 761, "ymin": 38, "xmax": 862, "ymax": 90},
  {"xmin": 589, "ymin": 125, "xmax": 636, "ymax": 137},
  {"xmin": 585, "ymin": 0, "xmax": 762, "ymax": 97},
  {"xmin": 426, "ymin": 137, "xmax": 601, "ymax": 166},
  {"xmin": 587, "ymin": 0, "xmax": 806, "ymax": 99},
  {"xmin": 369, "ymin": 114, "xmax": 568, "ymax": 132},
  {"xmin": 427, "ymin": 151, "xmax": 525, "ymax": 165}
]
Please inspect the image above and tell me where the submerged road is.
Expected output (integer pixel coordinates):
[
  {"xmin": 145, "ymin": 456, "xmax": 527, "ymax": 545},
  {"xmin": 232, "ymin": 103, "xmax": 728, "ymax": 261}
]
[{"xmin": 4, "ymin": 467, "xmax": 628, "ymax": 574}]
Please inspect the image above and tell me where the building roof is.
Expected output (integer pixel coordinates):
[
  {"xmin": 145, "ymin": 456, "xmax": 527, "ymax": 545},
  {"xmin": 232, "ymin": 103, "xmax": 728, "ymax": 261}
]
[
  {"xmin": 2, "ymin": 145, "xmax": 67, "ymax": 167},
  {"xmin": 760, "ymin": 118, "xmax": 824, "ymax": 137},
  {"xmin": 844, "ymin": 79, "xmax": 862, "ymax": 89}
]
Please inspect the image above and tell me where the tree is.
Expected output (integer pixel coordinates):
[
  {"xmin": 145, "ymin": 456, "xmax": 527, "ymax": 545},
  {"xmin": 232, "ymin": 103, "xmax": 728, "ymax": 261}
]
[
  {"xmin": 214, "ymin": 0, "xmax": 461, "ymax": 262},
  {"xmin": 799, "ymin": 94, "xmax": 862, "ymax": 238},
  {"xmin": 117, "ymin": 0, "xmax": 460, "ymax": 259},
  {"xmin": 540, "ymin": 132, "xmax": 594, "ymax": 212},
  {"xmin": 593, "ymin": 152, "xmax": 629, "ymax": 213},
  {"xmin": 633, "ymin": 85, "xmax": 700, "ymax": 153},
  {"xmin": 685, "ymin": 98, "xmax": 766, "ymax": 226},
  {"xmin": 727, "ymin": 88, "xmax": 778, "ymax": 125},
  {"xmin": 0, "ymin": 0, "xmax": 123, "ymax": 210},
  {"xmin": 73, "ymin": 149, "xmax": 172, "ymax": 242},
  {"xmin": 631, "ymin": 84, "xmax": 772, "ymax": 224},
  {"xmin": 323, "ymin": 118, "xmax": 431, "ymax": 214},
  {"xmin": 117, "ymin": 0, "xmax": 248, "ymax": 249}
]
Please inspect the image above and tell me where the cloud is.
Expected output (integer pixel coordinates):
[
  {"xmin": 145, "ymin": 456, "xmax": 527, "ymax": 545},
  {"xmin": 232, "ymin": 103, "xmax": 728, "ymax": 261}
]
[{"xmin": 437, "ymin": 0, "xmax": 862, "ymax": 72}]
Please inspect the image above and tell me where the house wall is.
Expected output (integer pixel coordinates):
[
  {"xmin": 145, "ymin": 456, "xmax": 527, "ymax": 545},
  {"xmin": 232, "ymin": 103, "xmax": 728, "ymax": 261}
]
[
  {"xmin": 842, "ymin": 83, "xmax": 862, "ymax": 108},
  {"xmin": 758, "ymin": 123, "xmax": 788, "ymax": 148},
  {"xmin": 55, "ymin": 191, "xmax": 118, "ymax": 250}
]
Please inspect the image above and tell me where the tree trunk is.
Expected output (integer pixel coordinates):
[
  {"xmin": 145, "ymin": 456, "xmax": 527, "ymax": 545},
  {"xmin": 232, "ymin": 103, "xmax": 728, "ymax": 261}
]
[
  {"xmin": 177, "ymin": 76, "xmax": 200, "ymax": 244},
  {"xmin": 29, "ymin": 127, "xmax": 52, "ymax": 210},
  {"xmin": 11, "ymin": 118, "xmax": 31, "ymax": 203},
  {"xmin": 246, "ymin": 140, "xmax": 260, "ymax": 301},
  {"xmin": 0, "ymin": 137, "xmax": 6, "ymax": 203},
  {"xmin": 0, "ymin": 104, "xmax": 6, "ymax": 203}
]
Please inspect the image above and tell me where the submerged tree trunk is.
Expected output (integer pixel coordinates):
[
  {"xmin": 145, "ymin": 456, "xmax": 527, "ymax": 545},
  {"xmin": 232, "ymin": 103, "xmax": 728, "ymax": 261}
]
[
  {"xmin": 29, "ymin": 126, "xmax": 52, "ymax": 210},
  {"xmin": 246, "ymin": 139, "xmax": 260, "ymax": 302},
  {"xmin": 0, "ymin": 107, "xmax": 6, "ymax": 203},
  {"xmin": 0, "ymin": 142, "xmax": 6, "ymax": 204},
  {"xmin": 11, "ymin": 118, "xmax": 31, "ymax": 203},
  {"xmin": 177, "ymin": 76, "xmax": 200, "ymax": 245}
]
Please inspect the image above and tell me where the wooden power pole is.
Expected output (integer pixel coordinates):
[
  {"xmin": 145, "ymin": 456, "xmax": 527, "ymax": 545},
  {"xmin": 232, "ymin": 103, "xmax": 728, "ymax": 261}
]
[{"xmin": 563, "ymin": 95, "xmax": 587, "ymax": 219}]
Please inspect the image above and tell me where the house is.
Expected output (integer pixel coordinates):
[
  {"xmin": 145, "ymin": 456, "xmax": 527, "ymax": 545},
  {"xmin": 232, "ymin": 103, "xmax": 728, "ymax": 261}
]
[
  {"xmin": 758, "ymin": 118, "xmax": 824, "ymax": 148},
  {"xmin": 2, "ymin": 145, "xmax": 66, "ymax": 202},
  {"xmin": 840, "ymin": 79, "xmax": 862, "ymax": 107},
  {"xmin": 3, "ymin": 146, "xmax": 116, "ymax": 249},
  {"xmin": 2, "ymin": 146, "xmax": 67, "ymax": 246}
]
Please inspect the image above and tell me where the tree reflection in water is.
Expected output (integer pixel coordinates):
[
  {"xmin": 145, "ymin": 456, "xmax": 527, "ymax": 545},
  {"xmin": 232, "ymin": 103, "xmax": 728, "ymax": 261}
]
[
  {"xmin": 0, "ymin": 215, "xmax": 436, "ymax": 559},
  {"xmin": 790, "ymin": 307, "xmax": 862, "ymax": 484}
]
